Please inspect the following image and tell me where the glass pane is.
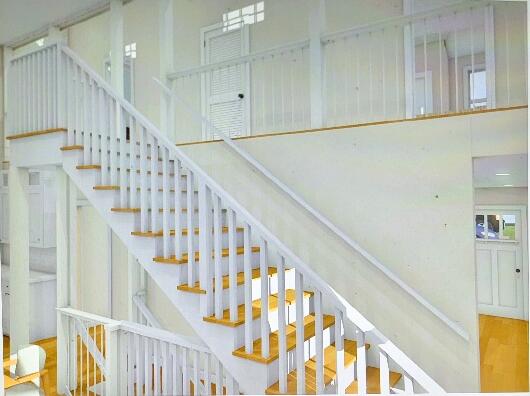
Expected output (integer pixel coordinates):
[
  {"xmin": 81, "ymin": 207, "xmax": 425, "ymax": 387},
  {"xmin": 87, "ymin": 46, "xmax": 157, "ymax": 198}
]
[
  {"xmin": 476, "ymin": 214, "xmax": 485, "ymax": 239},
  {"xmin": 501, "ymin": 214, "xmax": 516, "ymax": 240},
  {"xmin": 471, "ymin": 70, "xmax": 487, "ymax": 101},
  {"xmin": 487, "ymin": 214, "xmax": 500, "ymax": 239}
]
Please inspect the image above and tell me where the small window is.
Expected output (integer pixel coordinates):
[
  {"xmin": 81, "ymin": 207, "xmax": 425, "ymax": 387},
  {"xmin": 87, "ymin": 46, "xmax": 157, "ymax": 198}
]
[
  {"xmin": 468, "ymin": 68, "xmax": 487, "ymax": 109},
  {"xmin": 501, "ymin": 214, "xmax": 516, "ymax": 240},
  {"xmin": 125, "ymin": 42, "xmax": 136, "ymax": 59},
  {"xmin": 223, "ymin": 1, "xmax": 264, "ymax": 31},
  {"xmin": 475, "ymin": 214, "xmax": 486, "ymax": 239}
]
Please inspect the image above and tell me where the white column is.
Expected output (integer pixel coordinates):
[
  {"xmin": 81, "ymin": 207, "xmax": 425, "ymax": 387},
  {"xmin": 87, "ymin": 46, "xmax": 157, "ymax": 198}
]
[
  {"xmin": 309, "ymin": 0, "xmax": 325, "ymax": 128},
  {"xmin": 159, "ymin": 0, "xmax": 175, "ymax": 140},
  {"xmin": 484, "ymin": 5, "xmax": 496, "ymax": 109},
  {"xmin": 403, "ymin": 0, "xmax": 415, "ymax": 118},
  {"xmin": 110, "ymin": 0, "xmax": 124, "ymax": 96},
  {"xmin": 56, "ymin": 167, "xmax": 69, "ymax": 394},
  {"xmin": 8, "ymin": 166, "xmax": 29, "ymax": 353}
]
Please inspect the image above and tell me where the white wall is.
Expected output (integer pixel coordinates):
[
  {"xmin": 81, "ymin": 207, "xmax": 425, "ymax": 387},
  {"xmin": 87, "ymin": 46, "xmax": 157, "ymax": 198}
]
[{"xmin": 175, "ymin": 108, "xmax": 526, "ymax": 391}]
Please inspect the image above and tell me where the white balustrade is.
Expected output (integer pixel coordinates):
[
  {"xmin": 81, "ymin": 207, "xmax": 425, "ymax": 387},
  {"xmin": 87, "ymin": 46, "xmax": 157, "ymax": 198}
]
[{"xmin": 58, "ymin": 307, "xmax": 237, "ymax": 396}]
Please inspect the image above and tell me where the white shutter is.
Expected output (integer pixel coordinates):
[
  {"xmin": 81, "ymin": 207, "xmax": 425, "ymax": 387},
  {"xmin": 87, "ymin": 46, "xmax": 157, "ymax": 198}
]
[{"xmin": 204, "ymin": 27, "xmax": 248, "ymax": 138}]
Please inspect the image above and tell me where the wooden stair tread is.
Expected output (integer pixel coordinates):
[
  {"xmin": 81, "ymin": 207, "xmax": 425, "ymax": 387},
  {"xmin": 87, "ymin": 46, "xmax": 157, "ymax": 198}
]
[
  {"xmin": 60, "ymin": 145, "xmax": 83, "ymax": 151},
  {"xmin": 154, "ymin": 246, "xmax": 258, "ymax": 265},
  {"xmin": 76, "ymin": 164, "xmax": 101, "ymax": 170},
  {"xmin": 133, "ymin": 226, "xmax": 243, "ymax": 238},
  {"xmin": 203, "ymin": 289, "xmax": 313, "ymax": 327},
  {"xmin": 93, "ymin": 185, "xmax": 191, "ymax": 192},
  {"xmin": 345, "ymin": 366, "xmax": 402, "ymax": 394},
  {"xmin": 232, "ymin": 314, "xmax": 335, "ymax": 364},
  {"xmin": 111, "ymin": 207, "xmax": 198, "ymax": 213},
  {"xmin": 177, "ymin": 266, "xmax": 278, "ymax": 294},
  {"xmin": 265, "ymin": 339, "xmax": 364, "ymax": 394},
  {"xmin": 6, "ymin": 127, "xmax": 66, "ymax": 140}
]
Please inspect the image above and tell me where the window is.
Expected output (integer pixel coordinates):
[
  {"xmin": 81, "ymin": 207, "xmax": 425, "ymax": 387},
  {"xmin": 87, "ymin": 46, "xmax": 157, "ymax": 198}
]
[
  {"xmin": 467, "ymin": 68, "xmax": 487, "ymax": 109},
  {"xmin": 125, "ymin": 42, "xmax": 136, "ymax": 59},
  {"xmin": 223, "ymin": 1, "xmax": 264, "ymax": 31},
  {"xmin": 475, "ymin": 211, "xmax": 518, "ymax": 241},
  {"xmin": 35, "ymin": 38, "xmax": 44, "ymax": 47}
]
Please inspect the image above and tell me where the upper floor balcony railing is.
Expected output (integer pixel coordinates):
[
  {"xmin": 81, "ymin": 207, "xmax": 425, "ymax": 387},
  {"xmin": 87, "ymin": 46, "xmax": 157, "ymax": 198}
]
[{"xmin": 165, "ymin": 0, "xmax": 527, "ymax": 144}]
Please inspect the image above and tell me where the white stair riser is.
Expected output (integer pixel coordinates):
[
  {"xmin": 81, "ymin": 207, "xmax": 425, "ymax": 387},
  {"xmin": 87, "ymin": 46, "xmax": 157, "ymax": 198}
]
[{"xmin": 127, "ymin": 210, "xmax": 227, "ymax": 230}]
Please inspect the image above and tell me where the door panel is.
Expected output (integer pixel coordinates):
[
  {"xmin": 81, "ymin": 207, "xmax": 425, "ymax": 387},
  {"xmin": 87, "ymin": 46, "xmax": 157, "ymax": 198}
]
[
  {"xmin": 477, "ymin": 248, "xmax": 493, "ymax": 305},
  {"xmin": 497, "ymin": 249, "xmax": 517, "ymax": 308}
]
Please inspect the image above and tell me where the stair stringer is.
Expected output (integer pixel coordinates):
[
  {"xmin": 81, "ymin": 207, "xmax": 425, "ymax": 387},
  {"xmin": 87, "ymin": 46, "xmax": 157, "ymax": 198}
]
[{"xmin": 62, "ymin": 151, "xmax": 273, "ymax": 394}]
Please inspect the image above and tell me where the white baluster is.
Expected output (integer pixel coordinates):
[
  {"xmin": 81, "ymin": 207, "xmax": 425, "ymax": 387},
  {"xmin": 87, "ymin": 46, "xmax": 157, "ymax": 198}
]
[
  {"xmin": 215, "ymin": 355, "xmax": 223, "ymax": 396},
  {"xmin": 99, "ymin": 89, "xmax": 109, "ymax": 185},
  {"xmin": 356, "ymin": 327, "xmax": 367, "ymax": 394},
  {"xmin": 129, "ymin": 118, "xmax": 137, "ymax": 208},
  {"xmin": 153, "ymin": 340, "xmax": 160, "ymax": 395},
  {"xmin": 404, "ymin": 373, "xmax": 414, "ymax": 394},
  {"xmin": 83, "ymin": 71, "xmax": 90, "ymax": 164},
  {"xmin": 174, "ymin": 160, "xmax": 183, "ymax": 259},
  {"xmin": 198, "ymin": 179, "xmax": 213, "ymax": 316},
  {"xmin": 227, "ymin": 209, "xmax": 238, "ymax": 322},
  {"xmin": 295, "ymin": 270, "xmax": 305, "ymax": 394},
  {"xmin": 315, "ymin": 290, "xmax": 324, "ymax": 394},
  {"xmin": 243, "ymin": 222, "xmax": 253, "ymax": 353},
  {"xmin": 454, "ymin": 14, "xmax": 459, "ymax": 112},
  {"xmin": 335, "ymin": 308, "xmax": 345, "ymax": 394},
  {"xmin": 139, "ymin": 127, "xmax": 148, "ymax": 232},
  {"xmin": 186, "ymin": 171, "xmax": 195, "ymax": 286},
  {"xmin": 118, "ymin": 104, "xmax": 127, "ymax": 206},
  {"xmin": 182, "ymin": 348, "xmax": 189, "ymax": 395},
  {"xmin": 172, "ymin": 344, "xmax": 181, "ymax": 396},
  {"xmin": 259, "ymin": 237, "xmax": 270, "ymax": 358},
  {"xmin": 150, "ymin": 135, "xmax": 160, "ymax": 230},
  {"xmin": 144, "ymin": 338, "xmax": 151, "ymax": 396},
  {"xmin": 438, "ymin": 16, "xmax": 443, "ymax": 114},
  {"xmin": 91, "ymin": 80, "xmax": 98, "ymax": 166},
  {"xmin": 74, "ymin": 64, "xmax": 81, "ymax": 146},
  {"xmin": 109, "ymin": 98, "xmax": 118, "ymax": 186},
  {"xmin": 423, "ymin": 18, "xmax": 427, "ymax": 115},
  {"xmin": 204, "ymin": 353, "xmax": 211, "ymax": 396},
  {"xmin": 162, "ymin": 148, "xmax": 170, "ymax": 258},
  {"xmin": 277, "ymin": 256, "xmax": 287, "ymax": 393},
  {"xmin": 382, "ymin": 29, "xmax": 387, "ymax": 119},
  {"xmin": 161, "ymin": 341, "xmax": 169, "ymax": 396},
  {"xmin": 136, "ymin": 334, "xmax": 144, "ymax": 396},
  {"xmin": 213, "ymin": 193, "xmax": 223, "ymax": 319},
  {"xmin": 127, "ymin": 332, "xmax": 134, "ymax": 396},
  {"xmin": 379, "ymin": 350, "xmax": 390, "ymax": 394},
  {"xmin": 194, "ymin": 350, "xmax": 200, "ymax": 396}
]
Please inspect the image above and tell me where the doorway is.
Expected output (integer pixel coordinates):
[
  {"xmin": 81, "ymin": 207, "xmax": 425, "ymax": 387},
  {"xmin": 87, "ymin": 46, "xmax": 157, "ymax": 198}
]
[
  {"xmin": 200, "ymin": 23, "xmax": 250, "ymax": 139},
  {"xmin": 475, "ymin": 206, "xmax": 528, "ymax": 320}
]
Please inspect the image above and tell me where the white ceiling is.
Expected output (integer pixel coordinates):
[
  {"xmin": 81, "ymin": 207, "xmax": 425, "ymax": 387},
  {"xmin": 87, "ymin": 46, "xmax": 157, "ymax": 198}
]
[
  {"xmin": 473, "ymin": 154, "xmax": 528, "ymax": 188},
  {"xmin": 0, "ymin": 0, "xmax": 108, "ymax": 46}
]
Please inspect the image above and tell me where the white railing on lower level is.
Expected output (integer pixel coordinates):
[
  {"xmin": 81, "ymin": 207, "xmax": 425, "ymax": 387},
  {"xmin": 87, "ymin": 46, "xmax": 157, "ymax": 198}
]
[{"xmin": 58, "ymin": 307, "xmax": 238, "ymax": 396}]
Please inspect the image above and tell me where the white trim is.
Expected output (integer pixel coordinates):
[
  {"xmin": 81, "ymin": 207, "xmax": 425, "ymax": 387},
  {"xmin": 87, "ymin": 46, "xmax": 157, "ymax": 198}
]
[{"xmin": 484, "ymin": 5, "xmax": 496, "ymax": 109}]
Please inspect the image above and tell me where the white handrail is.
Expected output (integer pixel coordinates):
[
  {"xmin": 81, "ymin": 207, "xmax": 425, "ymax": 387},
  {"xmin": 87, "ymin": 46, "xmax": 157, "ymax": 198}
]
[
  {"xmin": 60, "ymin": 44, "xmax": 446, "ymax": 392},
  {"xmin": 153, "ymin": 77, "xmax": 469, "ymax": 342},
  {"xmin": 132, "ymin": 293, "xmax": 163, "ymax": 328}
]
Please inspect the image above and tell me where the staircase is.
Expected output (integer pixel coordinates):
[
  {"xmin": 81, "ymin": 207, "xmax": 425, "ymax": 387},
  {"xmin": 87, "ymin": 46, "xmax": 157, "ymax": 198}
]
[{"xmin": 6, "ymin": 43, "xmax": 446, "ymax": 394}]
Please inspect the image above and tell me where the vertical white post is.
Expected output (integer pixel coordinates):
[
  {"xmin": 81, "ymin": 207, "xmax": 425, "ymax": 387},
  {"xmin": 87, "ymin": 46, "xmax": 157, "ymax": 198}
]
[
  {"xmin": 309, "ymin": 0, "xmax": 325, "ymax": 128},
  {"xmin": 379, "ymin": 350, "xmax": 390, "ymax": 394},
  {"xmin": 259, "ymin": 238, "xmax": 269, "ymax": 358},
  {"xmin": 56, "ymin": 168, "xmax": 69, "ymax": 394},
  {"xmin": 198, "ymin": 179, "xmax": 213, "ymax": 316},
  {"xmin": 403, "ymin": 0, "xmax": 415, "ymax": 118},
  {"xmin": 9, "ymin": 166, "xmax": 29, "ymax": 353},
  {"xmin": 159, "ymin": 0, "xmax": 175, "ymax": 141},
  {"xmin": 314, "ymin": 290, "xmax": 324, "ymax": 394},
  {"xmin": 277, "ymin": 256, "xmax": 287, "ymax": 393},
  {"xmin": 110, "ymin": 0, "xmax": 124, "ymax": 96},
  {"xmin": 295, "ymin": 270, "xmax": 305, "ymax": 394},
  {"xmin": 105, "ymin": 325, "xmax": 120, "ymax": 395},
  {"xmin": 3, "ymin": 46, "xmax": 13, "ymax": 160},
  {"xmin": 484, "ymin": 5, "xmax": 496, "ymax": 109},
  {"xmin": 243, "ymin": 223, "xmax": 253, "ymax": 353},
  {"xmin": 335, "ymin": 308, "xmax": 345, "ymax": 394}
]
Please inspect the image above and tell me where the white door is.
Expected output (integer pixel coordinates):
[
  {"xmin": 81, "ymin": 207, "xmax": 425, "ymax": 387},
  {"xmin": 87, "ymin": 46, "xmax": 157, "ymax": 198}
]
[
  {"xmin": 476, "ymin": 207, "xmax": 528, "ymax": 319},
  {"xmin": 202, "ymin": 24, "xmax": 250, "ymax": 139},
  {"xmin": 414, "ymin": 71, "xmax": 433, "ymax": 116}
]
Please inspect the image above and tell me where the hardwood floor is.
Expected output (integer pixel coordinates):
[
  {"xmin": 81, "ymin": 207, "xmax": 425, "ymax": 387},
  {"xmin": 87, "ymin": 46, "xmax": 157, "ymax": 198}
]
[{"xmin": 480, "ymin": 314, "xmax": 529, "ymax": 392}]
